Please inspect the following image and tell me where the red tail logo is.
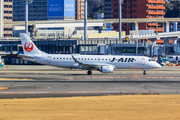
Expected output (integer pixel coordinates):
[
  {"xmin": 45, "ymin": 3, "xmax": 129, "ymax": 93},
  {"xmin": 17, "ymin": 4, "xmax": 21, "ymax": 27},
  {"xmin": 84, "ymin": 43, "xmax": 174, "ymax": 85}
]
[{"xmin": 24, "ymin": 42, "xmax": 33, "ymax": 52}]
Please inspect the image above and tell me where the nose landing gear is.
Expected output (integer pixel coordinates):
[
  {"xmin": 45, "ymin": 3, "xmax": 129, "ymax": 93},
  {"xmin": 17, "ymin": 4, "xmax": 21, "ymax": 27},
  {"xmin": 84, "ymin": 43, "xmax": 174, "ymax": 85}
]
[
  {"xmin": 143, "ymin": 71, "xmax": 146, "ymax": 75},
  {"xmin": 87, "ymin": 71, "xmax": 92, "ymax": 75},
  {"xmin": 143, "ymin": 69, "xmax": 147, "ymax": 75}
]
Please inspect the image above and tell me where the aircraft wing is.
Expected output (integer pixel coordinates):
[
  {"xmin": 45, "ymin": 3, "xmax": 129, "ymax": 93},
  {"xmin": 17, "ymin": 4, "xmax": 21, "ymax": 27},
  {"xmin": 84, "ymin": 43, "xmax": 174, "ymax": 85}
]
[
  {"xmin": 17, "ymin": 54, "xmax": 36, "ymax": 59},
  {"xmin": 71, "ymin": 55, "xmax": 113, "ymax": 69}
]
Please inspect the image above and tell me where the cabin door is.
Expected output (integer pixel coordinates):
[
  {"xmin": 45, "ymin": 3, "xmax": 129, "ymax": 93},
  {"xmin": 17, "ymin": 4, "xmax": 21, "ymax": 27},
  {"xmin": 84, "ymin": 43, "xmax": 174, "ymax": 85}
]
[
  {"xmin": 47, "ymin": 56, "xmax": 51, "ymax": 63},
  {"xmin": 141, "ymin": 58, "xmax": 145, "ymax": 66}
]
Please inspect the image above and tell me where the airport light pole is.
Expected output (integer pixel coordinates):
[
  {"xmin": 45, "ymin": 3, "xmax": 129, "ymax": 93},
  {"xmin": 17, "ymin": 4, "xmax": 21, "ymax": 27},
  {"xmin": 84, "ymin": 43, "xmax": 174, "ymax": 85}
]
[
  {"xmin": 84, "ymin": 0, "xmax": 87, "ymax": 40},
  {"xmin": 22, "ymin": 0, "xmax": 33, "ymax": 35},
  {"xmin": 156, "ymin": 0, "xmax": 158, "ymax": 35},
  {"xmin": 119, "ymin": 0, "xmax": 124, "ymax": 39}
]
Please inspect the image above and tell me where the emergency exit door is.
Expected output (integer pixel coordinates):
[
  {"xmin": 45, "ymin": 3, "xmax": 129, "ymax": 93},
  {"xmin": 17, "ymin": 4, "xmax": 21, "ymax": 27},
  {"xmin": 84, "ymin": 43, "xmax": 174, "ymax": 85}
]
[{"xmin": 47, "ymin": 56, "xmax": 51, "ymax": 63}]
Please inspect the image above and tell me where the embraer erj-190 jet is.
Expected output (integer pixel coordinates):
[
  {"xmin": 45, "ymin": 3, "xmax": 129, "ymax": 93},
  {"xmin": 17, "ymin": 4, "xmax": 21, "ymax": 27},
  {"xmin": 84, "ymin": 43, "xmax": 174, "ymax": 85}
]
[{"xmin": 19, "ymin": 33, "xmax": 161, "ymax": 75}]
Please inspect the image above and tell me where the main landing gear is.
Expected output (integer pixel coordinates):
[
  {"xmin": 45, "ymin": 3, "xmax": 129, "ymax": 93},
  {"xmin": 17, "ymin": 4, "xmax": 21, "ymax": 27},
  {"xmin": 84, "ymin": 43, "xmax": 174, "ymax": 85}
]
[
  {"xmin": 143, "ymin": 69, "xmax": 147, "ymax": 75},
  {"xmin": 87, "ymin": 71, "xmax": 92, "ymax": 75}
]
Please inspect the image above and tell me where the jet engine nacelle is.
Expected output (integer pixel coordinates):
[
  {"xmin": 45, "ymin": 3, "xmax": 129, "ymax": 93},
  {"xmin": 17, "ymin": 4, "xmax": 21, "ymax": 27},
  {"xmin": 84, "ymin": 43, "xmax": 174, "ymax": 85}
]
[
  {"xmin": 100, "ymin": 66, "xmax": 114, "ymax": 73},
  {"xmin": 71, "ymin": 63, "xmax": 84, "ymax": 69},
  {"xmin": 71, "ymin": 63, "xmax": 79, "ymax": 68}
]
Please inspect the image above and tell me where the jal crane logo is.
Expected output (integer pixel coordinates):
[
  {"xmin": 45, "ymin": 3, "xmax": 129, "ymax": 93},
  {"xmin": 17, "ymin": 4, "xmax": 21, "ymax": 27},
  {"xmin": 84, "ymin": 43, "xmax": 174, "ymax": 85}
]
[{"xmin": 24, "ymin": 42, "xmax": 33, "ymax": 52}]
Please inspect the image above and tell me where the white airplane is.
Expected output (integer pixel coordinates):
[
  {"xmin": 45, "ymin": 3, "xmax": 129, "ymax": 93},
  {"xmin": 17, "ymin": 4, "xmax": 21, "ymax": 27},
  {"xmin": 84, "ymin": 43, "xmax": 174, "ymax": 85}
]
[
  {"xmin": 168, "ymin": 56, "xmax": 180, "ymax": 63},
  {"xmin": 19, "ymin": 33, "xmax": 161, "ymax": 75}
]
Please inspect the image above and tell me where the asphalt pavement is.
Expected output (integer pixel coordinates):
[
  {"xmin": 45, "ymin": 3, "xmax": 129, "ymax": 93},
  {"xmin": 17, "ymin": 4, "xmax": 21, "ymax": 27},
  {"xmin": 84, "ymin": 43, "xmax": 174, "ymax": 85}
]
[{"xmin": 0, "ymin": 65, "xmax": 180, "ymax": 98}]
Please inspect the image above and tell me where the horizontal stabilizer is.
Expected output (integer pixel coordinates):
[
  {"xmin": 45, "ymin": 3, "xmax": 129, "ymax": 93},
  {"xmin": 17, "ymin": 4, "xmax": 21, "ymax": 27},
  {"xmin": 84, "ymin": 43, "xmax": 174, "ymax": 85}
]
[{"xmin": 17, "ymin": 54, "xmax": 35, "ymax": 59}]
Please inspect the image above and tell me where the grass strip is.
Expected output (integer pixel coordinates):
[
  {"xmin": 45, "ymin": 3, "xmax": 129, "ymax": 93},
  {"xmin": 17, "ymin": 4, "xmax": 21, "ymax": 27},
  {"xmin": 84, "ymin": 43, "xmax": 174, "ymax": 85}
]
[{"xmin": 1, "ymin": 95, "xmax": 180, "ymax": 120}]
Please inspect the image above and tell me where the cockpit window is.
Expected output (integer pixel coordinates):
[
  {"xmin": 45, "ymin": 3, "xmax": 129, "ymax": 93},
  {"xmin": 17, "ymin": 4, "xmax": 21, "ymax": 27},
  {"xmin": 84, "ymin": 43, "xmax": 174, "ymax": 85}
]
[
  {"xmin": 169, "ymin": 57, "xmax": 173, "ymax": 58},
  {"xmin": 149, "ymin": 59, "xmax": 154, "ymax": 61}
]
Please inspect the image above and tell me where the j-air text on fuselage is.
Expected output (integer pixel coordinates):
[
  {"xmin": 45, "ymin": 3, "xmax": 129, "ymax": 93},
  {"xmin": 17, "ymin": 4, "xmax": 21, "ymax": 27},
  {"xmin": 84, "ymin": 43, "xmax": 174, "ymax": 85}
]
[
  {"xmin": 110, "ymin": 58, "xmax": 136, "ymax": 63},
  {"xmin": 18, "ymin": 33, "xmax": 161, "ymax": 75}
]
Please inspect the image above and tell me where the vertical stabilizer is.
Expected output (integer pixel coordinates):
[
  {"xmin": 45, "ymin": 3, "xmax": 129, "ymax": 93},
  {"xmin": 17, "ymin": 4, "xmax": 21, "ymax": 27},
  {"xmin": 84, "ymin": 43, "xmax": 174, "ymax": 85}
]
[{"xmin": 20, "ymin": 33, "xmax": 42, "ymax": 54}]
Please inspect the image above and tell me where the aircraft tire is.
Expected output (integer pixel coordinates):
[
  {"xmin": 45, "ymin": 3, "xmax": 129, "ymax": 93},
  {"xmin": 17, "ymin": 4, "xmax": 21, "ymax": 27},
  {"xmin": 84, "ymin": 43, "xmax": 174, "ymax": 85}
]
[
  {"xmin": 87, "ymin": 71, "xmax": 92, "ymax": 75},
  {"xmin": 143, "ymin": 71, "xmax": 146, "ymax": 75}
]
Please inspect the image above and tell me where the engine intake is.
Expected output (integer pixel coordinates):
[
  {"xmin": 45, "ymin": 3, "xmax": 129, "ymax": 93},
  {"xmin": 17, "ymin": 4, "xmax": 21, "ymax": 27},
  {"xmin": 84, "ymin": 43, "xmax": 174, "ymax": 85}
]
[{"xmin": 100, "ymin": 66, "xmax": 114, "ymax": 73}]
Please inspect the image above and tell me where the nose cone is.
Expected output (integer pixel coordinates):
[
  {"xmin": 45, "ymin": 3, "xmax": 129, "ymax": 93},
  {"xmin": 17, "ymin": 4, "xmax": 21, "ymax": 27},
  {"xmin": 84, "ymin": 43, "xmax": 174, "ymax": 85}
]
[{"xmin": 155, "ymin": 62, "xmax": 161, "ymax": 68}]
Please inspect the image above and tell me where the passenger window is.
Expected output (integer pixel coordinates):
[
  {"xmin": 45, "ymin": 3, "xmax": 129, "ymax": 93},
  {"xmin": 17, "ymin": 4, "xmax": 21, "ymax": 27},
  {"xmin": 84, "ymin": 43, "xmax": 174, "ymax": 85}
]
[
  {"xmin": 98, "ymin": 58, "xmax": 100, "ymax": 60},
  {"xmin": 78, "ymin": 58, "xmax": 80, "ymax": 60},
  {"xmin": 106, "ymin": 59, "xmax": 107, "ymax": 60},
  {"xmin": 54, "ymin": 58, "xmax": 55, "ymax": 59},
  {"xmin": 57, "ymin": 58, "xmax": 58, "ymax": 59},
  {"xmin": 85, "ymin": 58, "xmax": 86, "ymax": 60},
  {"xmin": 81, "ymin": 58, "xmax": 83, "ymax": 60},
  {"xmin": 91, "ymin": 58, "xmax": 93, "ymax": 60},
  {"xmin": 63, "ymin": 58, "xmax": 65, "ymax": 60},
  {"xmin": 95, "ymin": 59, "xmax": 96, "ymax": 60},
  {"xmin": 60, "ymin": 58, "xmax": 62, "ymax": 59},
  {"xmin": 88, "ymin": 58, "xmax": 90, "ymax": 60},
  {"xmin": 102, "ymin": 59, "xmax": 104, "ymax": 60},
  {"xmin": 67, "ymin": 58, "xmax": 68, "ymax": 60}
]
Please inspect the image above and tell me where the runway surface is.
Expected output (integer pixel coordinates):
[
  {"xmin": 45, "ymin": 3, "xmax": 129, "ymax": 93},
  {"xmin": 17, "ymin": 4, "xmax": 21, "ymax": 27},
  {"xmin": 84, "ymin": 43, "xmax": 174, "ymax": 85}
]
[{"xmin": 0, "ymin": 65, "xmax": 180, "ymax": 98}]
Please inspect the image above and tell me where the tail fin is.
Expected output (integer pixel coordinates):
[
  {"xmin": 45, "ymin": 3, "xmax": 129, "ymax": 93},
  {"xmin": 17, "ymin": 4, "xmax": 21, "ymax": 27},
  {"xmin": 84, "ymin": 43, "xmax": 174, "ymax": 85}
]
[{"xmin": 20, "ymin": 33, "xmax": 42, "ymax": 54}]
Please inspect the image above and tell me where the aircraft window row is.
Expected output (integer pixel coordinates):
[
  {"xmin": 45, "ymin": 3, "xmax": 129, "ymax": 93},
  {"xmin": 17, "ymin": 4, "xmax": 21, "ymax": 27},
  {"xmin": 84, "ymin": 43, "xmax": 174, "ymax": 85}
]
[
  {"xmin": 53, "ymin": 57, "xmax": 110, "ymax": 61},
  {"xmin": 53, "ymin": 58, "xmax": 72, "ymax": 60}
]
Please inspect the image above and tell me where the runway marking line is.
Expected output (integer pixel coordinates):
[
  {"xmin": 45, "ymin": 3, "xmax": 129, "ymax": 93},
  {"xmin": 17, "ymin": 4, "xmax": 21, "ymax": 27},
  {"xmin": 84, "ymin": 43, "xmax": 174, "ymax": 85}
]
[
  {"xmin": 134, "ymin": 74, "xmax": 141, "ymax": 81},
  {"xmin": 0, "ymin": 91, "xmax": 128, "ymax": 94},
  {"xmin": 0, "ymin": 78, "xmax": 34, "ymax": 81},
  {"xmin": 127, "ymin": 84, "xmax": 144, "ymax": 89},
  {"xmin": 84, "ymin": 76, "xmax": 129, "ymax": 79},
  {"xmin": 65, "ymin": 78, "xmax": 74, "ymax": 81},
  {"xmin": 0, "ymin": 87, "xmax": 8, "ymax": 90},
  {"xmin": 33, "ymin": 86, "xmax": 52, "ymax": 90},
  {"xmin": 145, "ymin": 76, "xmax": 180, "ymax": 79},
  {"xmin": 147, "ymin": 84, "xmax": 170, "ymax": 89}
]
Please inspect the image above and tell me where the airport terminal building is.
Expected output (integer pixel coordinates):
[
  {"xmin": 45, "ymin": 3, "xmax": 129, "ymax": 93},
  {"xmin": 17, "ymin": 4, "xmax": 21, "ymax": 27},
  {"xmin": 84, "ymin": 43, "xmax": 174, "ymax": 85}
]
[{"xmin": 1, "ymin": 36, "xmax": 180, "ymax": 64}]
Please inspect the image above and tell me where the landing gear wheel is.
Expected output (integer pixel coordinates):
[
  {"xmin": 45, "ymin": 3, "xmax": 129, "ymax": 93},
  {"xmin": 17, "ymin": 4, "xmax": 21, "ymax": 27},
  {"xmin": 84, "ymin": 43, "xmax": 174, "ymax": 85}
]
[
  {"xmin": 87, "ymin": 71, "xmax": 92, "ymax": 75},
  {"xmin": 143, "ymin": 71, "xmax": 146, "ymax": 75},
  {"xmin": 143, "ymin": 69, "xmax": 147, "ymax": 75}
]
